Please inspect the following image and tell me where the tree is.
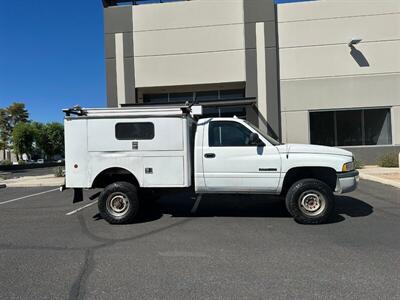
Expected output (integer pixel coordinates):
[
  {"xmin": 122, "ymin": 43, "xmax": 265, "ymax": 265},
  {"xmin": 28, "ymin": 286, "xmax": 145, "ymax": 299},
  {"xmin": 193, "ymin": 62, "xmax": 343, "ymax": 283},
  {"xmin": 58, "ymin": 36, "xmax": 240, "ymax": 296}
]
[
  {"xmin": 0, "ymin": 109, "xmax": 11, "ymax": 160},
  {"xmin": 12, "ymin": 122, "xmax": 35, "ymax": 159},
  {"xmin": 35, "ymin": 122, "xmax": 64, "ymax": 159},
  {"xmin": 0, "ymin": 103, "xmax": 29, "ymax": 161},
  {"xmin": 7, "ymin": 102, "xmax": 29, "ymax": 127},
  {"xmin": 0, "ymin": 140, "xmax": 4, "ymax": 160},
  {"xmin": 8, "ymin": 102, "xmax": 29, "ymax": 161},
  {"xmin": 30, "ymin": 122, "xmax": 45, "ymax": 159}
]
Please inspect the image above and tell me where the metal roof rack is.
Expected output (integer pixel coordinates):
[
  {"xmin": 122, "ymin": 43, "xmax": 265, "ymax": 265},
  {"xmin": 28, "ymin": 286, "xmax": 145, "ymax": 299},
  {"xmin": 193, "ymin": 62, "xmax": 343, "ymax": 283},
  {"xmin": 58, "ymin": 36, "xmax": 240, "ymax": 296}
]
[
  {"xmin": 62, "ymin": 104, "xmax": 199, "ymax": 119},
  {"xmin": 63, "ymin": 97, "xmax": 255, "ymax": 119},
  {"xmin": 62, "ymin": 106, "xmax": 87, "ymax": 117}
]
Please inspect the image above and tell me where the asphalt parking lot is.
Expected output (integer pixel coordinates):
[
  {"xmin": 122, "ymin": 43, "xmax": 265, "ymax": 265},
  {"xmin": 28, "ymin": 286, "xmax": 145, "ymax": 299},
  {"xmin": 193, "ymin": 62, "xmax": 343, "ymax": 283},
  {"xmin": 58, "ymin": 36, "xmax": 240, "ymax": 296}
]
[{"xmin": 0, "ymin": 180, "xmax": 399, "ymax": 299}]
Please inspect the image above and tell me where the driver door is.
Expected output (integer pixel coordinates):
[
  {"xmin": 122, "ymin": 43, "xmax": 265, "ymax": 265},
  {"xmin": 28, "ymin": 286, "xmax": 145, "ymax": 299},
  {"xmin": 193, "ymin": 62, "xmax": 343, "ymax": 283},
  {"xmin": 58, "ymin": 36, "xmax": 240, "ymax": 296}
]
[{"xmin": 202, "ymin": 120, "xmax": 281, "ymax": 192}]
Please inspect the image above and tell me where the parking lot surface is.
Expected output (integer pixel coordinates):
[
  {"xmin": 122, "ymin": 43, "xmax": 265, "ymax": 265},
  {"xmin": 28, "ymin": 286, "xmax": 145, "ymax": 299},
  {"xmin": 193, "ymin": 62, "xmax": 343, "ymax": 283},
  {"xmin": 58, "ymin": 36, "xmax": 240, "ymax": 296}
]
[{"xmin": 0, "ymin": 180, "xmax": 399, "ymax": 299}]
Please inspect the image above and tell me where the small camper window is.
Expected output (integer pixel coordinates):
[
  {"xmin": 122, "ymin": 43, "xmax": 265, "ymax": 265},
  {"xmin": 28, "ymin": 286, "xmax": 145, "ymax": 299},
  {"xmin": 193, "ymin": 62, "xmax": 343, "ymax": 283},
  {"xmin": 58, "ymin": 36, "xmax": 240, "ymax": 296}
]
[{"xmin": 115, "ymin": 122, "xmax": 155, "ymax": 140}]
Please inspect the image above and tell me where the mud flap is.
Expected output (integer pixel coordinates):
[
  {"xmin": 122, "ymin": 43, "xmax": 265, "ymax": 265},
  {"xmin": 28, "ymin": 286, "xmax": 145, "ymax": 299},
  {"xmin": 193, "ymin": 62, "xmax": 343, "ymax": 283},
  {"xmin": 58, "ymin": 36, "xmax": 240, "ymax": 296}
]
[{"xmin": 73, "ymin": 188, "xmax": 83, "ymax": 203}]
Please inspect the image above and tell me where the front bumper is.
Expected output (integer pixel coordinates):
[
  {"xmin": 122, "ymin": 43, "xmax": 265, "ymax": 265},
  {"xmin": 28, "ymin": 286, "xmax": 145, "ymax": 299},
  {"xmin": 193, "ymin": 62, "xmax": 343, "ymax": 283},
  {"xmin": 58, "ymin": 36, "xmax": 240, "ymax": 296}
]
[{"xmin": 335, "ymin": 170, "xmax": 359, "ymax": 194}]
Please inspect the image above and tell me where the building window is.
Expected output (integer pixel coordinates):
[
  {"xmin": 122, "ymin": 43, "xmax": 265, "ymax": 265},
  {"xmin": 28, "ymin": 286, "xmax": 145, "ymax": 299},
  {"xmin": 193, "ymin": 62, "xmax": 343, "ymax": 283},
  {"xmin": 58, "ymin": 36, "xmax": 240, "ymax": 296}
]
[
  {"xmin": 142, "ymin": 88, "xmax": 246, "ymax": 118},
  {"xmin": 336, "ymin": 110, "xmax": 363, "ymax": 146},
  {"xmin": 115, "ymin": 122, "xmax": 155, "ymax": 140},
  {"xmin": 143, "ymin": 88, "xmax": 244, "ymax": 102},
  {"xmin": 169, "ymin": 92, "xmax": 193, "ymax": 103},
  {"xmin": 310, "ymin": 108, "xmax": 392, "ymax": 146},
  {"xmin": 220, "ymin": 89, "xmax": 245, "ymax": 100},
  {"xmin": 143, "ymin": 94, "xmax": 168, "ymax": 104},
  {"xmin": 195, "ymin": 91, "xmax": 219, "ymax": 102},
  {"xmin": 364, "ymin": 109, "xmax": 392, "ymax": 145},
  {"xmin": 203, "ymin": 106, "xmax": 246, "ymax": 118}
]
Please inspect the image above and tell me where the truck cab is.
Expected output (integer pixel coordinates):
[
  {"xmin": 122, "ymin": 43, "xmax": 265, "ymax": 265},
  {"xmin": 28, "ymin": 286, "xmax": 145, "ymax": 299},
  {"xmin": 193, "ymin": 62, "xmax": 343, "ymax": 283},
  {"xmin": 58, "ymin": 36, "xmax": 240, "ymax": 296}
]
[
  {"xmin": 195, "ymin": 117, "xmax": 282, "ymax": 193},
  {"xmin": 63, "ymin": 105, "xmax": 359, "ymax": 225}
]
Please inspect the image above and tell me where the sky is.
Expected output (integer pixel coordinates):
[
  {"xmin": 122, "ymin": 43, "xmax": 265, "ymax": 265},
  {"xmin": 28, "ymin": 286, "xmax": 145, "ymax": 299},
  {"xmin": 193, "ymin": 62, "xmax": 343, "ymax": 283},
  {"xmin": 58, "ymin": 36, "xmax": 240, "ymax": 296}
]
[
  {"xmin": 0, "ymin": 0, "xmax": 106, "ymax": 123},
  {"xmin": 0, "ymin": 0, "xmax": 307, "ymax": 123}
]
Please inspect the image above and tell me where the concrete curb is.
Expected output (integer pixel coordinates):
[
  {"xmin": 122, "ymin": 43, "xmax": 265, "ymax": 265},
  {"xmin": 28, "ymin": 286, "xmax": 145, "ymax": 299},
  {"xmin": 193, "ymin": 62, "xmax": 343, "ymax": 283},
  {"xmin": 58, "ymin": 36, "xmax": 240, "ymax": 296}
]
[{"xmin": 359, "ymin": 173, "xmax": 400, "ymax": 189}]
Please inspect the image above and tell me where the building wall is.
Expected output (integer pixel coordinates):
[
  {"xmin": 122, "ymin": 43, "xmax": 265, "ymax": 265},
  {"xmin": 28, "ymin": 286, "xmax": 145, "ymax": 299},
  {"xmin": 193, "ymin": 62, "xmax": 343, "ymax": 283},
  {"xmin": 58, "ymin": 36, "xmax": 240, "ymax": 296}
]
[
  {"xmin": 243, "ymin": 0, "xmax": 280, "ymax": 139},
  {"xmin": 103, "ymin": 0, "xmax": 400, "ymax": 163},
  {"xmin": 278, "ymin": 0, "xmax": 400, "ymax": 162},
  {"xmin": 104, "ymin": 5, "xmax": 134, "ymax": 107},
  {"xmin": 104, "ymin": 0, "xmax": 281, "ymax": 139},
  {"xmin": 132, "ymin": 0, "xmax": 246, "ymax": 88}
]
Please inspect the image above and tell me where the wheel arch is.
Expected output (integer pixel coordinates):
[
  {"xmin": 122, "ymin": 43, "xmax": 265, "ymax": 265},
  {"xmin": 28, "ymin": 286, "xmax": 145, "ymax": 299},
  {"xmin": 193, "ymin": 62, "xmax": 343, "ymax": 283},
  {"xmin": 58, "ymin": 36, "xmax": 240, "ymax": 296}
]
[
  {"xmin": 281, "ymin": 166, "xmax": 337, "ymax": 195},
  {"xmin": 91, "ymin": 167, "xmax": 140, "ymax": 188}
]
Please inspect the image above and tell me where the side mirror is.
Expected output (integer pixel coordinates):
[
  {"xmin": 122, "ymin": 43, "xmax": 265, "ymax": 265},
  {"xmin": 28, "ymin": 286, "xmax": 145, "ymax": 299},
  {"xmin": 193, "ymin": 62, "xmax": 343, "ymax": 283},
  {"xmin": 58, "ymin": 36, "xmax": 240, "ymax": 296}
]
[{"xmin": 249, "ymin": 133, "xmax": 265, "ymax": 146}]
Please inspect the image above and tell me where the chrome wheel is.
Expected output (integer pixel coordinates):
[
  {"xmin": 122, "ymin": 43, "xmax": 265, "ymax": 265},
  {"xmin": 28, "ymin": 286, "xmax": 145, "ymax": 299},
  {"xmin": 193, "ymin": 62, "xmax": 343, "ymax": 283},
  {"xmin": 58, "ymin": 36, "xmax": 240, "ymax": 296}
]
[
  {"xmin": 298, "ymin": 190, "xmax": 326, "ymax": 217},
  {"xmin": 106, "ymin": 192, "xmax": 130, "ymax": 217}
]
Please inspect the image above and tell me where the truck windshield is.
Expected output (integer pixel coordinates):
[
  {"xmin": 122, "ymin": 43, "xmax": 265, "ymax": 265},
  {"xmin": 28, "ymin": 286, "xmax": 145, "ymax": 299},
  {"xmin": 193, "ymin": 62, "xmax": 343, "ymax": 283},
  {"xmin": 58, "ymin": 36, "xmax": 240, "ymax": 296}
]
[{"xmin": 243, "ymin": 120, "xmax": 281, "ymax": 146}]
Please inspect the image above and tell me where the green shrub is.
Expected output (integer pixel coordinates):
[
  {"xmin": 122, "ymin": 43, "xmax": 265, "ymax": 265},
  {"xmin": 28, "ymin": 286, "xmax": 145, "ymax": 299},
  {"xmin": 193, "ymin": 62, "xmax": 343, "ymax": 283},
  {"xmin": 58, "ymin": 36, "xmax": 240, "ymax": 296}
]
[
  {"xmin": 0, "ymin": 160, "xmax": 12, "ymax": 166},
  {"xmin": 378, "ymin": 152, "xmax": 399, "ymax": 168},
  {"xmin": 53, "ymin": 166, "xmax": 65, "ymax": 177},
  {"xmin": 354, "ymin": 159, "xmax": 364, "ymax": 169},
  {"xmin": 18, "ymin": 160, "xmax": 26, "ymax": 165}
]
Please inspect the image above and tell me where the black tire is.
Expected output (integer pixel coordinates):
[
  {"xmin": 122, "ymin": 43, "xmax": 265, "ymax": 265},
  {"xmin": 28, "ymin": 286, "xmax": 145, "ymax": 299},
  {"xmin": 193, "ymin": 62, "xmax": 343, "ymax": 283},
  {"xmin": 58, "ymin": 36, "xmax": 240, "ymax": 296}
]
[
  {"xmin": 285, "ymin": 178, "xmax": 335, "ymax": 224},
  {"xmin": 98, "ymin": 181, "xmax": 139, "ymax": 224}
]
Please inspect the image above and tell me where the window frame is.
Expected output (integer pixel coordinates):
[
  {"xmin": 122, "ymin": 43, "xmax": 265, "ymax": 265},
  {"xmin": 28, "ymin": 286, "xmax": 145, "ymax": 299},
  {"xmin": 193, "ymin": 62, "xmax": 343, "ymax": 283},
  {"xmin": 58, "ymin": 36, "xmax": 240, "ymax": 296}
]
[{"xmin": 115, "ymin": 122, "xmax": 155, "ymax": 141}]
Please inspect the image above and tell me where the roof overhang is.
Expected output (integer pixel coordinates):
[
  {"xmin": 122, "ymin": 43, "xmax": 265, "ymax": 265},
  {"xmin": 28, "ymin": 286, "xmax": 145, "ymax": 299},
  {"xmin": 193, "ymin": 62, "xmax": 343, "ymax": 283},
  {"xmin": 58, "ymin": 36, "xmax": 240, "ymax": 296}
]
[
  {"xmin": 102, "ymin": 0, "xmax": 127, "ymax": 8},
  {"xmin": 120, "ymin": 97, "xmax": 257, "ymax": 108}
]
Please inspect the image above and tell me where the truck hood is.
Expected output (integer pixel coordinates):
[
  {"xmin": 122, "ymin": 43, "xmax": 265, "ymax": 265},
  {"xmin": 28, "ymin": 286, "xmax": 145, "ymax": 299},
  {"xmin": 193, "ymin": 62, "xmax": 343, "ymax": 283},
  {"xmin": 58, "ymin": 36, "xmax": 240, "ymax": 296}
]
[{"xmin": 276, "ymin": 144, "xmax": 353, "ymax": 157}]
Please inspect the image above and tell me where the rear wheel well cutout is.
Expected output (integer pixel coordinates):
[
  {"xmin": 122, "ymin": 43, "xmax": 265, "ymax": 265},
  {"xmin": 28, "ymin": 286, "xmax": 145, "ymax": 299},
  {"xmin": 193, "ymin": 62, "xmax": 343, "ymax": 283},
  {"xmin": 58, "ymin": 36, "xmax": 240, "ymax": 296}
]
[{"xmin": 92, "ymin": 168, "xmax": 139, "ymax": 189}]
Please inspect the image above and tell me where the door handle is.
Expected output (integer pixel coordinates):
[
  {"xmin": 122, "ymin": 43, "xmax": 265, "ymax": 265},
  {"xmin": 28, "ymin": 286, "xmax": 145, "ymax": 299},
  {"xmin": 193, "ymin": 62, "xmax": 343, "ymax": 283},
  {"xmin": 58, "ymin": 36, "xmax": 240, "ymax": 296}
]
[
  {"xmin": 259, "ymin": 168, "xmax": 277, "ymax": 172},
  {"xmin": 204, "ymin": 153, "xmax": 216, "ymax": 158}
]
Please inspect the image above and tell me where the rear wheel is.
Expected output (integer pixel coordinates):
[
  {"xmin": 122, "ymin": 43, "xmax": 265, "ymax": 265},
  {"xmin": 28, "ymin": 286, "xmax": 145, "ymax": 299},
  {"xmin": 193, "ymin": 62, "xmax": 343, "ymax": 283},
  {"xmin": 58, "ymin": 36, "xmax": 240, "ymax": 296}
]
[
  {"xmin": 98, "ymin": 181, "xmax": 139, "ymax": 224},
  {"xmin": 285, "ymin": 178, "xmax": 334, "ymax": 224}
]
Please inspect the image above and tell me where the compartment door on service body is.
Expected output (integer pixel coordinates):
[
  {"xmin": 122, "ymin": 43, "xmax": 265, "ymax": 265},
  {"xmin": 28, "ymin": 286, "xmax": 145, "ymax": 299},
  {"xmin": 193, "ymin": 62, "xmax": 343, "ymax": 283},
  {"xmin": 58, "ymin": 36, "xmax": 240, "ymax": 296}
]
[{"xmin": 202, "ymin": 120, "xmax": 281, "ymax": 192}]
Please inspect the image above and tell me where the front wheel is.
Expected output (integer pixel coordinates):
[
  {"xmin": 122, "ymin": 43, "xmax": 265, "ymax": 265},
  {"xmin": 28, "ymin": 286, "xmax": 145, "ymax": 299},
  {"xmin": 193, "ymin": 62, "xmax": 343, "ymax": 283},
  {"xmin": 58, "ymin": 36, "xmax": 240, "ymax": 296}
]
[
  {"xmin": 285, "ymin": 179, "xmax": 335, "ymax": 224},
  {"xmin": 98, "ymin": 181, "xmax": 140, "ymax": 224}
]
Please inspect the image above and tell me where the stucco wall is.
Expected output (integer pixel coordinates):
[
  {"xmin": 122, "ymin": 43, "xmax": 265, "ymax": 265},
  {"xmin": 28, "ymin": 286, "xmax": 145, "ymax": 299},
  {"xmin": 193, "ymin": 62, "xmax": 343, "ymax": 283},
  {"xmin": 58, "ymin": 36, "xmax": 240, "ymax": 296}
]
[
  {"xmin": 132, "ymin": 0, "xmax": 246, "ymax": 88},
  {"xmin": 278, "ymin": 0, "xmax": 400, "ymax": 151}
]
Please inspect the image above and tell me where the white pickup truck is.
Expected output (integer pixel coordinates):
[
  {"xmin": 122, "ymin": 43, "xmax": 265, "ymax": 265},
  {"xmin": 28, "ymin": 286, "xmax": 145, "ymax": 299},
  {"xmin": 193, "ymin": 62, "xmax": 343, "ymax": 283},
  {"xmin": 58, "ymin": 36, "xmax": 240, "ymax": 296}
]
[{"xmin": 63, "ymin": 105, "xmax": 358, "ymax": 225}]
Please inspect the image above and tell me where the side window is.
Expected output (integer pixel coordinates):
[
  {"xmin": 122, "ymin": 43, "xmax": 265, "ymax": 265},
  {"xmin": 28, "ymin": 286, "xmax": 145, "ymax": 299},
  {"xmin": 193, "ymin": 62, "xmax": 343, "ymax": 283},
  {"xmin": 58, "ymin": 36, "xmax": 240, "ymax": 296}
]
[
  {"xmin": 115, "ymin": 122, "xmax": 154, "ymax": 140},
  {"xmin": 209, "ymin": 121, "xmax": 253, "ymax": 147}
]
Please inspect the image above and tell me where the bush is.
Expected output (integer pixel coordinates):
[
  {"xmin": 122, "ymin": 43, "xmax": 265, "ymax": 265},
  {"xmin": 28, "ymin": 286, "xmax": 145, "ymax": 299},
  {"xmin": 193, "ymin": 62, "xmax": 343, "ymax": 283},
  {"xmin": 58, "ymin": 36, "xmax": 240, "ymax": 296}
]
[
  {"xmin": 378, "ymin": 152, "xmax": 399, "ymax": 168},
  {"xmin": 354, "ymin": 159, "xmax": 364, "ymax": 169},
  {"xmin": 53, "ymin": 166, "xmax": 65, "ymax": 177},
  {"xmin": 0, "ymin": 160, "xmax": 12, "ymax": 166}
]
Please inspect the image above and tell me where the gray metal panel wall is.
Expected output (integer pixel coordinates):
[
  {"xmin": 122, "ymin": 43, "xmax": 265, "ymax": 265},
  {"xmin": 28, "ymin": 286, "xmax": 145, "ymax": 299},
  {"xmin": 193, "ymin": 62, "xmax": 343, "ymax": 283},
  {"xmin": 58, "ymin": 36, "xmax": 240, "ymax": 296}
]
[
  {"xmin": 104, "ymin": 6, "xmax": 133, "ymax": 34},
  {"xmin": 106, "ymin": 58, "xmax": 118, "ymax": 107},
  {"xmin": 243, "ymin": 0, "xmax": 281, "ymax": 140},
  {"xmin": 104, "ymin": 6, "xmax": 136, "ymax": 107}
]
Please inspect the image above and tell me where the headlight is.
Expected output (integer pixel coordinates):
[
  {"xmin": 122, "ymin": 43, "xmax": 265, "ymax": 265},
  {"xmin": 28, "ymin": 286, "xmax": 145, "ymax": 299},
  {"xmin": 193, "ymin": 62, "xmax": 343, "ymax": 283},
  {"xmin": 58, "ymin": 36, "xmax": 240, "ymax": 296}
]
[{"xmin": 342, "ymin": 162, "xmax": 355, "ymax": 172}]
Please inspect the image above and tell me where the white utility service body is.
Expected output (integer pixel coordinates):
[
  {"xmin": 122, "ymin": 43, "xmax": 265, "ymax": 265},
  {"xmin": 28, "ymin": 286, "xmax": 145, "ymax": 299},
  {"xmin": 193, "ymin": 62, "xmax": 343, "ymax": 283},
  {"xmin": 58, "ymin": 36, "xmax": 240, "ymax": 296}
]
[
  {"xmin": 63, "ymin": 105, "xmax": 359, "ymax": 224},
  {"xmin": 64, "ymin": 106, "xmax": 194, "ymax": 190}
]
